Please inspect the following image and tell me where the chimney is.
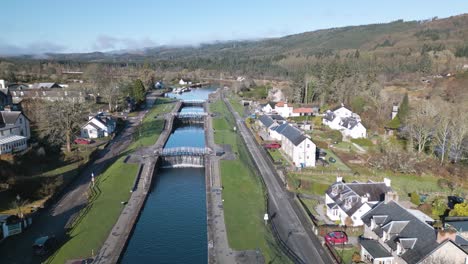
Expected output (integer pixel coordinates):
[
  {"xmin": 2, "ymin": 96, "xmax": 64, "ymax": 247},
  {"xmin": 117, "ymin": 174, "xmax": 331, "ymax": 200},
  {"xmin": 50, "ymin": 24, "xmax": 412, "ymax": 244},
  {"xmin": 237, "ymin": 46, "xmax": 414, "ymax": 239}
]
[
  {"xmin": 437, "ymin": 229, "xmax": 457, "ymax": 243},
  {"xmin": 384, "ymin": 178, "xmax": 391, "ymax": 187},
  {"xmin": 336, "ymin": 176, "xmax": 343, "ymax": 183},
  {"xmin": 384, "ymin": 191, "xmax": 399, "ymax": 204},
  {"xmin": 361, "ymin": 193, "xmax": 369, "ymax": 203},
  {"xmin": 341, "ymin": 102, "xmax": 344, "ymax": 107}
]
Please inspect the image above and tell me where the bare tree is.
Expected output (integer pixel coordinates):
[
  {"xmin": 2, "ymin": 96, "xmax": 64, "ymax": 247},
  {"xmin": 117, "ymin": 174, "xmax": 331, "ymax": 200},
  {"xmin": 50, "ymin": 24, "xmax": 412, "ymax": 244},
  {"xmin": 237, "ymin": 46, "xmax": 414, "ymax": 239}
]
[
  {"xmin": 433, "ymin": 101, "xmax": 452, "ymax": 163},
  {"xmin": 449, "ymin": 106, "xmax": 468, "ymax": 163},
  {"xmin": 407, "ymin": 101, "xmax": 437, "ymax": 154}
]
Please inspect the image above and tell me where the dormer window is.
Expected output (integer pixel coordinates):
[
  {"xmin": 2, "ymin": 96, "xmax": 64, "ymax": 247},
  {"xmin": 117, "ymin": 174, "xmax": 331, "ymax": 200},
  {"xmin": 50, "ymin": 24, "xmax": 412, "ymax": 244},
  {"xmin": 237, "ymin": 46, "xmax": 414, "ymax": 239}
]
[{"xmin": 396, "ymin": 242, "xmax": 404, "ymax": 255}]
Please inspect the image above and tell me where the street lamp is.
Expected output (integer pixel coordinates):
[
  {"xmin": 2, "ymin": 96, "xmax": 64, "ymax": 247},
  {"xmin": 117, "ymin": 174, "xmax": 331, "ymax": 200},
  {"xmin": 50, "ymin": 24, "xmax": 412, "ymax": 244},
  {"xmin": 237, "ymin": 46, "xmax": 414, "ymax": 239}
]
[{"xmin": 16, "ymin": 194, "xmax": 23, "ymax": 218}]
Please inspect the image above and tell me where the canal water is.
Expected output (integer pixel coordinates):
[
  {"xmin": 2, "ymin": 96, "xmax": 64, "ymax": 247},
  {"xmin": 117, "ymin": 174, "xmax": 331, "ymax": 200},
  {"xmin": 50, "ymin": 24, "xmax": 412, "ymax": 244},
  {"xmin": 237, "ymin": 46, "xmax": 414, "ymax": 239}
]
[{"xmin": 121, "ymin": 87, "xmax": 214, "ymax": 264}]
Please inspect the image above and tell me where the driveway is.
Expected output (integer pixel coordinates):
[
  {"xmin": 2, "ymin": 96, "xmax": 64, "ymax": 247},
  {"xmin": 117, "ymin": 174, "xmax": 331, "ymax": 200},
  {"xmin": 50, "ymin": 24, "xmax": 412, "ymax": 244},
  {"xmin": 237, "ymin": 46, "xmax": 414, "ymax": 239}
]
[{"xmin": 0, "ymin": 92, "xmax": 158, "ymax": 264}]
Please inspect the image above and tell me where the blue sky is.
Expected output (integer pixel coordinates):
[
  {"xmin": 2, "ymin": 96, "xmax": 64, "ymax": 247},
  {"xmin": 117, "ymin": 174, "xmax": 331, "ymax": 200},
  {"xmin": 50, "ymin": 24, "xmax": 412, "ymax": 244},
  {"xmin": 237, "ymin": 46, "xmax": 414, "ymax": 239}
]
[{"xmin": 1, "ymin": 0, "xmax": 467, "ymax": 54}]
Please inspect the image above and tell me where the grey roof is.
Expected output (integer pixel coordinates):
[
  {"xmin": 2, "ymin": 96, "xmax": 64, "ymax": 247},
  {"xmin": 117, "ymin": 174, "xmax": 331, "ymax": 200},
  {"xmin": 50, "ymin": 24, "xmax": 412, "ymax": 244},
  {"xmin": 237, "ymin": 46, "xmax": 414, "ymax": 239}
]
[
  {"xmin": 271, "ymin": 123, "xmax": 289, "ymax": 133},
  {"xmin": 258, "ymin": 115, "xmax": 275, "ymax": 128},
  {"xmin": 281, "ymin": 125, "xmax": 306, "ymax": 146},
  {"xmin": 340, "ymin": 117, "xmax": 360, "ymax": 130},
  {"xmin": 326, "ymin": 182, "xmax": 391, "ymax": 216},
  {"xmin": 361, "ymin": 201, "xmax": 440, "ymax": 264},
  {"xmin": 0, "ymin": 111, "xmax": 21, "ymax": 126},
  {"xmin": 323, "ymin": 111, "xmax": 336, "ymax": 122},
  {"xmin": 360, "ymin": 239, "xmax": 392, "ymax": 258},
  {"xmin": 446, "ymin": 221, "xmax": 468, "ymax": 233},
  {"xmin": 269, "ymin": 114, "xmax": 285, "ymax": 121}
]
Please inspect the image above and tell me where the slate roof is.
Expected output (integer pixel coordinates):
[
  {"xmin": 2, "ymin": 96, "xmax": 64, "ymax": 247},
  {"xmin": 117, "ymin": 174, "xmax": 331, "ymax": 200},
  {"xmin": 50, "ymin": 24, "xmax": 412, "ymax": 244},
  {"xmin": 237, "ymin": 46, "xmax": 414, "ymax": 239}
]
[
  {"xmin": 0, "ymin": 88, "xmax": 9, "ymax": 96},
  {"xmin": 269, "ymin": 114, "xmax": 285, "ymax": 121},
  {"xmin": 271, "ymin": 123, "xmax": 289, "ymax": 134},
  {"xmin": 258, "ymin": 115, "xmax": 275, "ymax": 128},
  {"xmin": 360, "ymin": 238, "xmax": 392, "ymax": 258},
  {"xmin": 361, "ymin": 201, "xmax": 440, "ymax": 264},
  {"xmin": 0, "ymin": 111, "xmax": 21, "ymax": 126},
  {"xmin": 446, "ymin": 221, "xmax": 468, "ymax": 233},
  {"xmin": 340, "ymin": 117, "xmax": 360, "ymax": 130},
  {"xmin": 326, "ymin": 181, "xmax": 392, "ymax": 217},
  {"xmin": 323, "ymin": 110, "xmax": 336, "ymax": 122},
  {"xmin": 281, "ymin": 124, "xmax": 307, "ymax": 146}
]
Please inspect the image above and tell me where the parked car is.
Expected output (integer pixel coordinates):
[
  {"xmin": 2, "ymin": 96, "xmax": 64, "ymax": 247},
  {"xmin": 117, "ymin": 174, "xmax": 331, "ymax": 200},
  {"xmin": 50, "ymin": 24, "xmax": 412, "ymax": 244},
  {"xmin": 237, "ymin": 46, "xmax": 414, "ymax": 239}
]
[
  {"xmin": 448, "ymin": 196, "xmax": 465, "ymax": 209},
  {"xmin": 328, "ymin": 157, "xmax": 336, "ymax": 163},
  {"xmin": 263, "ymin": 143, "xmax": 281, "ymax": 149},
  {"xmin": 33, "ymin": 235, "xmax": 58, "ymax": 256},
  {"xmin": 74, "ymin": 138, "xmax": 93, "ymax": 145},
  {"xmin": 324, "ymin": 231, "xmax": 348, "ymax": 245}
]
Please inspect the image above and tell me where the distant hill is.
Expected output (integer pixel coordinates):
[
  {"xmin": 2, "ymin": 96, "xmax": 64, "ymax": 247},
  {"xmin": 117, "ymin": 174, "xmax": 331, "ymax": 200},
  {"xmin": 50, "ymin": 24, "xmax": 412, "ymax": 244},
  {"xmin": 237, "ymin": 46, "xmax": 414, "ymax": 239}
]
[{"xmin": 44, "ymin": 14, "xmax": 468, "ymax": 62}]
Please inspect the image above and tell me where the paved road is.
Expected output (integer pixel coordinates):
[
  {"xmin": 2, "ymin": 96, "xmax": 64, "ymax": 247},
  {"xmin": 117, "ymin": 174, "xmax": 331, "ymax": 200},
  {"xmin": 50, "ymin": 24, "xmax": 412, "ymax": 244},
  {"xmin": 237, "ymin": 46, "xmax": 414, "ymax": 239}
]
[
  {"xmin": 0, "ymin": 92, "xmax": 159, "ymax": 264},
  {"xmin": 222, "ymin": 91, "xmax": 333, "ymax": 264}
]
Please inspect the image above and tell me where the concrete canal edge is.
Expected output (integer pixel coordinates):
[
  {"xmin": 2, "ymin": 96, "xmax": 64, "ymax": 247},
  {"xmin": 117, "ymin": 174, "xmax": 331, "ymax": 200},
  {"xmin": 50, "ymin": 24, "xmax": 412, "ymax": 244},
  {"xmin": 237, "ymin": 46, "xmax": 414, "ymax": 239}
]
[{"xmin": 93, "ymin": 101, "xmax": 182, "ymax": 264}]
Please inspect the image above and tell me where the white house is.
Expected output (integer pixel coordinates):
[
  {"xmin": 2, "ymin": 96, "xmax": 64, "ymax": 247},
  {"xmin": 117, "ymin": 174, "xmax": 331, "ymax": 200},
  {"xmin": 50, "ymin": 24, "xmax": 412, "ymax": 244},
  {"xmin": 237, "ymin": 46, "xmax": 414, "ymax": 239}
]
[
  {"xmin": 323, "ymin": 105, "xmax": 367, "ymax": 139},
  {"xmin": 179, "ymin": 79, "xmax": 192, "ymax": 85},
  {"xmin": 360, "ymin": 200, "xmax": 468, "ymax": 264},
  {"xmin": 0, "ymin": 214, "xmax": 22, "ymax": 240},
  {"xmin": 274, "ymin": 102, "xmax": 294, "ymax": 118},
  {"xmin": 81, "ymin": 113, "xmax": 116, "ymax": 139},
  {"xmin": 0, "ymin": 110, "xmax": 30, "ymax": 154},
  {"xmin": 325, "ymin": 177, "xmax": 393, "ymax": 227},
  {"xmin": 260, "ymin": 103, "xmax": 275, "ymax": 114},
  {"xmin": 278, "ymin": 124, "xmax": 316, "ymax": 167}
]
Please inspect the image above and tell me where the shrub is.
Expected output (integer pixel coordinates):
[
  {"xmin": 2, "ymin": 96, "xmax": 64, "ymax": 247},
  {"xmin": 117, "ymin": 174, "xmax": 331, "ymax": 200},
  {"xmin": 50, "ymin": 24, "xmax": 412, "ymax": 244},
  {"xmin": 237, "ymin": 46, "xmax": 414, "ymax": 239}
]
[
  {"xmin": 432, "ymin": 197, "xmax": 448, "ymax": 218},
  {"xmin": 410, "ymin": 192, "xmax": 421, "ymax": 206},
  {"xmin": 449, "ymin": 202, "xmax": 468, "ymax": 216},
  {"xmin": 352, "ymin": 252, "xmax": 361, "ymax": 263}
]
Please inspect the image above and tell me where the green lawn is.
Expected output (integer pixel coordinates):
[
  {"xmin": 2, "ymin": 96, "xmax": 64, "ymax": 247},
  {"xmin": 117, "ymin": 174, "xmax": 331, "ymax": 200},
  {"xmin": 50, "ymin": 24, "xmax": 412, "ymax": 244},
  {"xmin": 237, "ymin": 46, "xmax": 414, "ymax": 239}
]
[
  {"xmin": 128, "ymin": 98, "xmax": 175, "ymax": 150},
  {"xmin": 267, "ymin": 149, "xmax": 289, "ymax": 166},
  {"xmin": 47, "ymin": 157, "xmax": 138, "ymax": 263},
  {"xmin": 212, "ymin": 98, "xmax": 288, "ymax": 263},
  {"xmin": 336, "ymin": 247, "xmax": 359, "ymax": 264},
  {"xmin": 228, "ymin": 97, "xmax": 244, "ymax": 116}
]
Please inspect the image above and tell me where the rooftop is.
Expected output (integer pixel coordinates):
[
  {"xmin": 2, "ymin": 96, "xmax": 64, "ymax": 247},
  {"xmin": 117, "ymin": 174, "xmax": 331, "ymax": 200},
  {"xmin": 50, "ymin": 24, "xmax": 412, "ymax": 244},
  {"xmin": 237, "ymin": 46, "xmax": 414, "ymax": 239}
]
[{"xmin": 360, "ymin": 238, "xmax": 393, "ymax": 258}]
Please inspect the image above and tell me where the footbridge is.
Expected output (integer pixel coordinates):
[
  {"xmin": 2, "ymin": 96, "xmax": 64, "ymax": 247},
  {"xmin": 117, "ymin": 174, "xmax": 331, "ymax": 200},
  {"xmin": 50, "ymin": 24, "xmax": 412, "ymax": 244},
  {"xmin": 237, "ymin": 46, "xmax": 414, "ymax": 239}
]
[
  {"xmin": 155, "ymin": 147, "xmax": 212, "ymax": 168},
  {"xmin": 181, "ymin": 99, "xmax": 206, "ymax": 107}
]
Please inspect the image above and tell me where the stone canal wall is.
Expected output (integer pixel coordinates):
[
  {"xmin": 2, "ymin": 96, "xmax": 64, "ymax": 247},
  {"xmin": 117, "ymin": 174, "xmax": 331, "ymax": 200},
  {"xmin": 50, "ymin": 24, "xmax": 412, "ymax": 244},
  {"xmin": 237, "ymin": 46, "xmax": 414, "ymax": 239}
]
[{"xmin": 93, "ymin": 100, "xmax": 182, "ymax": 264}]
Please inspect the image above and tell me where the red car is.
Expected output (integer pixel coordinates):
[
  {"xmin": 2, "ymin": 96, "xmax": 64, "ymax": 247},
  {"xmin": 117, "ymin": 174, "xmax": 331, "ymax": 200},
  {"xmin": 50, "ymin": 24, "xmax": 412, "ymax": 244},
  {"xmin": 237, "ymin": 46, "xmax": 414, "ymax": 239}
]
[
  {"xmin": 263, "ymin": 143, "xmax": 281, "ymax": 149},
  {"xmin": 74, "ymin": 138, "xmax": 93, "ymax": 145},
  {"xmin": 324, "ymin": 231, "xmax": 348, "ymax": 245}
]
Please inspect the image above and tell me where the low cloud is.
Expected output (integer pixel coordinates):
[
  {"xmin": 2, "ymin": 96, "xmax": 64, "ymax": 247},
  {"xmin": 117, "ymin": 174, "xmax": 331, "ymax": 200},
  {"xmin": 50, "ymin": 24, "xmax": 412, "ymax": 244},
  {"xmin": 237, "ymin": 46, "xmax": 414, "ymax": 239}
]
[
  {"xmin": 92, "ymin": 34, "xmax": 157, "ymax": 51},
  {"xmin": 0, "ymin": 40, "xmax": 67, "ymax": 56}
]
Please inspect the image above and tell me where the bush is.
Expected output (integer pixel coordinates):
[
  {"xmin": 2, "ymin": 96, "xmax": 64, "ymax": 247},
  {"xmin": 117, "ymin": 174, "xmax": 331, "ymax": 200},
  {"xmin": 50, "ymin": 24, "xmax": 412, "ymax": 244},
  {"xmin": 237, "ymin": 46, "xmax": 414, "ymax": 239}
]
[
  {"xmin": 410, "ymin": 192, "xmax": 421, "ymax": 206},
  {"xmin": 432, "ymin": 197, "xmax": 448, "ymax": 218}
]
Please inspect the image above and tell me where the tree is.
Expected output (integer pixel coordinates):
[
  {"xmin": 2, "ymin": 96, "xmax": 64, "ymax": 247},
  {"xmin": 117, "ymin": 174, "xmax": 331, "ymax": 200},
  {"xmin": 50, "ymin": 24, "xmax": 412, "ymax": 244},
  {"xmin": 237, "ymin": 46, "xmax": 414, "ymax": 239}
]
[
  {"xmin": 433, "ymin": 102, "xmax": 452, "ymax": 163},
  {"xmin": 448, "ymin": 107, "xmax": 468, "ymax": 163},
  {"xmin": 407, "ymin": 101, "xmax": 436, "ymax": 154},
  {"xmin": 397, "ymin": 93, "xmax": 409, "ymax": 123},
  {"xmin": 132, "ymin": 79, "xmax": 146, "ymax": 104},
  {"xmin": 449, "ymin": 202, "xmax": 468, "ymax": 216},
  {"xmin": 410, "ymin": 192, "xmax": 421, "ymax": 206},
  {"xmin": 432, "ymin": 197, "xmax": 448, "ymax": 218},
  {"xmin": 37, "ymin": 100, "xmax": 85, "ymax": 152}
]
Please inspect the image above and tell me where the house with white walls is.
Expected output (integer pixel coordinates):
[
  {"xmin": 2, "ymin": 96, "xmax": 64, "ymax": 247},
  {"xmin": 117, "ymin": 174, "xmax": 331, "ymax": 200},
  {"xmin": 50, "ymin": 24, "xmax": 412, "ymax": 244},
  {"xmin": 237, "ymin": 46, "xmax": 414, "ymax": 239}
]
[
  {"xmin": 279, "ymin": 124, "xmax": 316, "ymax": 167},
  {"xmin": 81, "ymin": 113, "xmax": 116, "ymax": 139},
  {"xmin": 260, "ymin": 102, "xmax": 275, "ymax": 114},
  {"xmin": 325, "ymin": 177, "xmax": 394, "ymax": 227},
  {"xmin": 0, "ymin": 110, "xmax": 31, "ymax": 154},
  {"xmin": 274, "ymin": 101, "xmax": 294, "ymax": 118},
  {"xmin": 323, "ymin": 104, "xmax": 367, "ymax": 138}
]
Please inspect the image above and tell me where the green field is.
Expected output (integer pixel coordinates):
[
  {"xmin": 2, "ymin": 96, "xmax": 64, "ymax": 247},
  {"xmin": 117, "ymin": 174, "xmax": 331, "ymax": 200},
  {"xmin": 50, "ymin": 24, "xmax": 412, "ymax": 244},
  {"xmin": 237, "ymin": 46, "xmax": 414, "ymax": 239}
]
[
  {"xmin": 211, "ymin": 98, "xmax": 288, "ymax": 263},
  {"xmin": 47, "ymin": 158, "xmax": 138, "ymax": 263}
]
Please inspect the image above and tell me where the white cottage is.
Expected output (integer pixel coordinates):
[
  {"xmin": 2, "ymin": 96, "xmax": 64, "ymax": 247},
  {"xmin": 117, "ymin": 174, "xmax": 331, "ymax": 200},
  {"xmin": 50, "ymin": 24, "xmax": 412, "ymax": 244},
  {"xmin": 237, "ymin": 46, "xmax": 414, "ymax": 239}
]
[
  {"xmin": 81, "ymin": 113, "xmax": 116, "ymax": 139},
  {"xmin": 323, "ymin": 105, "xmax": 367, "ymax": 139},
  {"xmin": 274, "ymin": 101, "xmax": 294, "ymax": 118},
  {"xmin": 325, "ymin": 177, "xmax": 393, "ymax": 226}
]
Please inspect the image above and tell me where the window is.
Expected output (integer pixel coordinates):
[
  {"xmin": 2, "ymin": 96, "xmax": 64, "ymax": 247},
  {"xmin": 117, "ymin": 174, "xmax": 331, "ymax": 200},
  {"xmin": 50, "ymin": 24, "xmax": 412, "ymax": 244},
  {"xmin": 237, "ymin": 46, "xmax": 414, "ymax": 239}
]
[{"xmin": 307, "ymin": 144, "xmax": 310, "ymax": 148}]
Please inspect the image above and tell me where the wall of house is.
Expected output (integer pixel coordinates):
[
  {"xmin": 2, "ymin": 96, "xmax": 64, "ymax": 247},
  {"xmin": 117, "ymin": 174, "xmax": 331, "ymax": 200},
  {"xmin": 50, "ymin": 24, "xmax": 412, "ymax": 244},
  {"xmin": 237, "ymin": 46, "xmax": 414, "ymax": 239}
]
[
  {"xmin": 350, "ymin": 204, "xmax": 372, "ymax": 226},
  {"xmin": 360, "ymin": 247, "xmax": 394, "ymax": 264},
  {"xmin": 342, "ymin": 123, "xmax": 367, "ymax": 139},
  {"xmin": 420, "ymin": 242, "xmax": 468, "ymax": 264}
]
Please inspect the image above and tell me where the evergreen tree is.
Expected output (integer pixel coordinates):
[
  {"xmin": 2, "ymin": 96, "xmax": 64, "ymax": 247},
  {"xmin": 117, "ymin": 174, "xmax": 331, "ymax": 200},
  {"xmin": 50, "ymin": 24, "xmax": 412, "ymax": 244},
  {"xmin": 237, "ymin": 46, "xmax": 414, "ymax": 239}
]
[
  {"xmin": 133, "ymin": 79, "xmax": 146, "ymax": 104},
  {"xmin": 397, "ymin": 93, "xmax": 409, "ymax": 123}
]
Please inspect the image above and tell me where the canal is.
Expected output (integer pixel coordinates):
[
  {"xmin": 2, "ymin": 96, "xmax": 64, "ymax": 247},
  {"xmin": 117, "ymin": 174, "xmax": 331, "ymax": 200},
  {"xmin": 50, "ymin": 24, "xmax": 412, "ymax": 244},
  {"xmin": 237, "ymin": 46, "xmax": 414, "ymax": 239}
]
[{"xmin": 121, "ymin": 87, "xmax": 215, "ymax": 264}]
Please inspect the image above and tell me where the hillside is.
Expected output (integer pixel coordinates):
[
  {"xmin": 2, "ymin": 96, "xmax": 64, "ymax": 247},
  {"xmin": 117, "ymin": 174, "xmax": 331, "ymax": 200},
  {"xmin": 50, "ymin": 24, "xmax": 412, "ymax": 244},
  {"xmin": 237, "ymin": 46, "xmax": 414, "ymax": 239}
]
[{"xmin": 44, "ymin": 14, "xmax": 468, "ymax": 62}]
